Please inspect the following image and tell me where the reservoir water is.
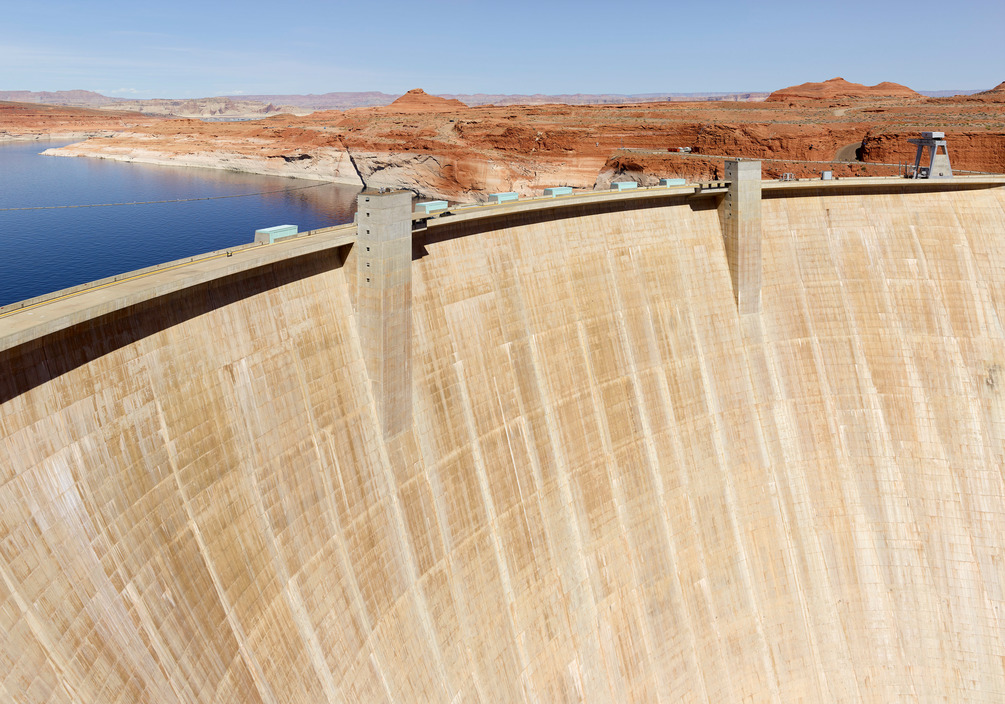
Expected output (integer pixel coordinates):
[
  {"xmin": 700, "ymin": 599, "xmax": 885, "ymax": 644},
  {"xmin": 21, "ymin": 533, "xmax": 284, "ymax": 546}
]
[{"xmin": 0, "ymin": 140, "xmax": 361, "ymax": 307}]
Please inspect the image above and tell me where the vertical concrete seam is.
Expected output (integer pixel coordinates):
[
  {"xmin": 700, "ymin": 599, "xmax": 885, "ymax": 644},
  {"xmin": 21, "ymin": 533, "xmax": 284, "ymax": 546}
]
[
  {"xmin": 686, "ymin": 310, "xmax": 783, "ymax": 702},
  {"xmin": 335, "ymin": 271, "xmax": 445, "ymax": 703},
  {"xmin": 861, "ymin": 194, "xmax": 995, "ymax": 693},
  {"xmin": 798, "ymin": 197, "xmax": 895, "ymax": 701},
  {"xmin": 453, "ymin": 359, "xmax": 534, "ymax": 687},
  {"xmin": 526, "ymin": 333, "xmax": 611, "ymax": 700},
  {"xmin": 607, "ymin": 242, "xmax": 709, "ymax": 702},
  {"xmin": 369, "ymin": 438, "xmax": 455, "ymax": 702},
  {"xmin": 341, "ymin": 254, "xmax": 453, "ymax": 700},
  {"xmin": 0, "ymin": 556, "xmax": 82, "ymax": 700},
  {"xmin": 248, "ymin": 344, "xmax": 344, "ymax": 703},
  {"xmin": 735, "ymin": 311, "xmax": 831, "ymax": 698},
  {"xmin": 406, "ymin": 322, "xmax": 493, "ymax": 700},
  {"xmin": 573, "ymin": 293, "xmax": 662, "ymax": 701},
  {"xmin": 157, "ymin": 400, "xmax": 279, "ymax": 704}
]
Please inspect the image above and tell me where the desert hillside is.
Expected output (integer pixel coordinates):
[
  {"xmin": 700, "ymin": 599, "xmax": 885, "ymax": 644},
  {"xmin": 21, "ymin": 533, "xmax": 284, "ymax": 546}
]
[
  {"xmin": 766, "ymin": 77, "xmax": 920, "ymax": 102},
  {"xmin": 6, "ymin": 78, "xmax": 1005, "ymax": 201},
  {"xmin": 0, "ymin": 100, "xmax": 158, "ymax": 141}
]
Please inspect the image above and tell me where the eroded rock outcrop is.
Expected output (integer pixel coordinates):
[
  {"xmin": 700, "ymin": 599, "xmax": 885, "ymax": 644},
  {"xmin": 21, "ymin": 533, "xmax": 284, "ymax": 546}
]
[
  {"xmin": 767, "ymin": 77, "xmax": 920, "ymax": 102},
  {"xmin": 970, "ymin": 80, "xmax": 1005, "ymax": 101},
  {"xmin": 20, "ymin": 82, "xmax": 1005, "ymax": 201},
  {"xmin": 99, "ymin": 97, "xmax": 311, "ymax": 119},
  {"xmin": 378, "ymin": 88, "xmax": 467, "ymax": 113}
]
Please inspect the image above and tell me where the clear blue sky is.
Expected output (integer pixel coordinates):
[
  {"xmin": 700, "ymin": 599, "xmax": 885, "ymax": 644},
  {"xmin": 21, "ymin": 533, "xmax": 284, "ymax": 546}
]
[{"xmin": 4, "ymin": 0, "xmax": 1003, "ymax": 98}]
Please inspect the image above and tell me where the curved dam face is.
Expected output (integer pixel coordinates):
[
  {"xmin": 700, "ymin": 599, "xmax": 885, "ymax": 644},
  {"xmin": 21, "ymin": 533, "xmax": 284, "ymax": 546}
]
[{"xmin": 2, "ymin": 182, "xmax": 1005, "ymax": 702}]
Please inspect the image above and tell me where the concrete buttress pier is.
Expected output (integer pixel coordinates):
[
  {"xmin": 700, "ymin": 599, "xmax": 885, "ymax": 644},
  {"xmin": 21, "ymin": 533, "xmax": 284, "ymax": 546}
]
[
  {"xmin": 355, "ymin": 190, "xmax": 412, "ymax": 436},
  {"xmin": 720, "ymin": 159, "xmax": 762, "ymax": 314}
]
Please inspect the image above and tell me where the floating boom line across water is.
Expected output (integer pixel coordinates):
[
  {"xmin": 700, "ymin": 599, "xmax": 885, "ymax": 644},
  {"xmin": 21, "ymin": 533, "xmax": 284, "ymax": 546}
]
[{"xmin": 0, "ymin": 181, "xmax": 332, "ymax": 211}]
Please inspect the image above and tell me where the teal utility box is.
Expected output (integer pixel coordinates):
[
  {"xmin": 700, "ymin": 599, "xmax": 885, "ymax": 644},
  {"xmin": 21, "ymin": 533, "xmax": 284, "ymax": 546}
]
[
  {"xmin": 543, "ymin": 186, "xmax": 573, "ymax": 197},
  {"xmin": 415, "ymin": 200, "xmax": 449, "ymax": 214},
  {"xmin": 660, "ymin": 178, "xmax": 686, "ymax": 187},
  {"xmin": 611, "ymin": 181, "xmax": 638, "ymax": 191},
  {"xmin": 488, "ymin": 192, "xmax": 518, "ymax": 203},
  {"xmin": 255, "ymin": 224, "xmax": 298, "ymax": 244}
]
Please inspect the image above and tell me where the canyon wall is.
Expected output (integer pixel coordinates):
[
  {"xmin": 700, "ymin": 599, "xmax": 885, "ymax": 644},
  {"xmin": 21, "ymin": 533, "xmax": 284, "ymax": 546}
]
[
  {"xmin": 861, "ymin": 131, "xmax": 1005, "ymax": 175},
  {"xmin": 2, "ymin": 184, "xmax": 1005, "ymax": 702},
  {"xmin": 24, "ymin": 87, "xmax": 1005, "ymax": 202}
]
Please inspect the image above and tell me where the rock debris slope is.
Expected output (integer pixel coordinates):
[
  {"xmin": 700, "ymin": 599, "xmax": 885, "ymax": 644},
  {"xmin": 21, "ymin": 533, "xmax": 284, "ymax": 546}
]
[{"xmin": 2, "ymin": 184, "xmax": 1005, "ymax": 702}]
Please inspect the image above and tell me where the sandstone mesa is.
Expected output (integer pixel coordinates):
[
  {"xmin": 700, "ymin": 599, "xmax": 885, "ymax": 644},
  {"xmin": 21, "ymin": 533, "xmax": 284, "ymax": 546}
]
[
  {"xmin": 377, "ymin": 88, "xmax": 468, "ymax": 113},
  {"xmin": 765, "ymin": 77, "xmax": 920, "ymax": 102}
]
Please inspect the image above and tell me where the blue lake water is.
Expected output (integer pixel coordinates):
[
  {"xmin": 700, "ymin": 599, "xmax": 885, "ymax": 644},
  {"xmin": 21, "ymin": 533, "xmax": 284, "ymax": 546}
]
[{"xmin": 0, "ymin": 140, "xmax": 361, "ymax": 307}]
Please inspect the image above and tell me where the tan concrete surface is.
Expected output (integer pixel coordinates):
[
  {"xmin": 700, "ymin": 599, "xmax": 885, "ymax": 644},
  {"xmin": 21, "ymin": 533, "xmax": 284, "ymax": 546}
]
[
  {"xmin": 722, "ymin": 160, "xmax": 763, "ymax": 313},
  {"xmin": 2, "ymin": 183, "xmax": 1005, "ymax": 702},
  {"xmin": 0, "ymin": 223, "xmax": 357, "ymax": 354},
  {"xmin": 356, "ymin": 191, "xmax": 413, "ymax": 437}
]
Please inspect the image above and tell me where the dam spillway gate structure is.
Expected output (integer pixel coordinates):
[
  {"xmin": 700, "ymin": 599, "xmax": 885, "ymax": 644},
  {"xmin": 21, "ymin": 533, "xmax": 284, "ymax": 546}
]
[
  {"xmin": 909, "ymin": 131, "xmax": 953, "ymax": 179},
  {"xmin": 2, "ymin": 167, "xmax": 1005, "ymax": 702}
]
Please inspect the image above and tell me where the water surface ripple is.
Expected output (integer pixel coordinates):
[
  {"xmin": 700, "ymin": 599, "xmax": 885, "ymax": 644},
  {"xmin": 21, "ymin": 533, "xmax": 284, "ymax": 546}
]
[{"xmin": 0, "ymin": 140, "xmax": 361, "ymax": 307}]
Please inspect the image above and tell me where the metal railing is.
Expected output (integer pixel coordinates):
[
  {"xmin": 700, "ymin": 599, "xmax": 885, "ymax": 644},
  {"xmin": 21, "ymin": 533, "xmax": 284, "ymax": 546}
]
[{"xmin": 614, "ymin": 148, "xmax": 1001, "ymax": 176}]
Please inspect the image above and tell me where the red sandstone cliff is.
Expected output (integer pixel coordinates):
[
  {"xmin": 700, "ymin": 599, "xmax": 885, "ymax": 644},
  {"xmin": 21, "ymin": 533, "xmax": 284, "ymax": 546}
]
[
  {"xmin": 18, "ymin": 84, "xmax": 1005, "ymax": 201},
  {"xmin": 860, "ymin": 130, "xmax": 1005, "ymax": 175}
]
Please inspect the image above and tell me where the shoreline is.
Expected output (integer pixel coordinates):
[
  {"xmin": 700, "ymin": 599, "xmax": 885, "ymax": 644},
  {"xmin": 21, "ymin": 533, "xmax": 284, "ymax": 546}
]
[
  {"xmin": 42, "ymin": 142, "xmax": 367, "ymax": 187},
  {"xmin": 0, "ymin": 131, "xmax": 120, "ymax": 143},
  {"xmin": 41, "ymin": 139, "xmax": 488, "ymax": 202},
  {"xmin": 9, "ymin": 130, "xmax": 467, "ymax": 202}
]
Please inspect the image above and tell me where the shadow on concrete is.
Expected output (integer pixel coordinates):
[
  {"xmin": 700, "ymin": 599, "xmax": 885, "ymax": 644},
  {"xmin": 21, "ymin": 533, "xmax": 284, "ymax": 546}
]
[
  {"xmin": 417, "ymin": 192, "xmax": 703, "ymax": 250},
  {"xmin": 0, "ymin": 247, "xmax": 347, "ymax": 406},
  {"xmin": 761, "ymin": 180, "xmax": 1002, "ymax": 200}
]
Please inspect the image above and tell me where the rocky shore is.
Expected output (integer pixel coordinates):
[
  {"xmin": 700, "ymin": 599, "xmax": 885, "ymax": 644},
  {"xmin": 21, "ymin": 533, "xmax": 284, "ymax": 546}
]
[
  {"xmin": 1, "ymin": 131, "xmax": 119, "ymax": 143},
  {"xmin": 41, "ymin": 137, "xmax": 365, "ymax": 186}
]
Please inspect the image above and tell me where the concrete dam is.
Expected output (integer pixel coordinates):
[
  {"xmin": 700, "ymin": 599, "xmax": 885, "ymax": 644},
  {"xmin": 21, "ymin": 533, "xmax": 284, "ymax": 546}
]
[{"xmin": 2, "ymin": 170, "xmax": 1005, "ymax": 702}]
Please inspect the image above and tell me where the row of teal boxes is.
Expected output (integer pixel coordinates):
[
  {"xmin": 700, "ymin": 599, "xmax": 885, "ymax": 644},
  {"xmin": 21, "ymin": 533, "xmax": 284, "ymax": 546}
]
[
  {"xmin": 256, "ymin": 178, "xmax": 692, "ymax": 240},
  {"xmin": 415, "ymin": 178, "xmax": 687, "ymax": 214}
]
